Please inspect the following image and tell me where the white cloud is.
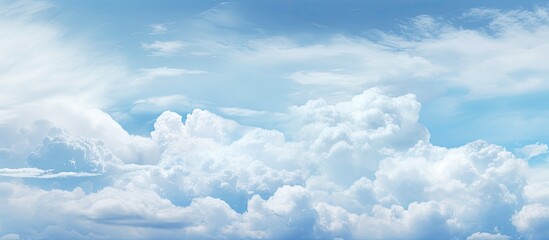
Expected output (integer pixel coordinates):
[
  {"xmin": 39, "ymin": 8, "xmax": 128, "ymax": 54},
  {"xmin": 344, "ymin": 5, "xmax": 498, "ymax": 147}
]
[
  {"xmin": 0, "ymin": 183, "xmax": 190, "ymax": 239},
  {"xmin": 0, "ymin": 103, "xmax": 160, "ymax": 166},
  {"xmin": 150, "ymin": 23, "xmax": 167, "ymax": 34},
  {"xmin": 374, "ymin": 140, "xmax": 527, "ymax": 236},
  {"xmin": 132, "ymin": 67, "xmax": 207, "ymax": 85},
  {"xmin": 466, "ymin": 232, "xmax": 510, "ymax": 240},
  {"xmin": 27, "ymin": 129, "xmax": 119, "ymax": 173},
  {"xmin": 236, "ymin": 36, "xmax": 439, "ymax": 93},
  {"xmin": 142, "ymin": 41, "xmax": 185, "ymax": 56},
  {"xmin": 0, "ymin": 0, "xmax": 128, "ymax": 107},
  {"xmin": 228, "ymin": 185, "xmax": 317, "ymax": 239},
  {"xmin": 524, "ymin": 182, "xmax": 549, "ymax": 204},
  {"xmin": 288, "ymin": 71, "xmax": 371, "ymax": 86},
  {"xmin": 512, "ymin": 204, "xmax": 549, "ymax": 239},
  {"xmin": 125, "ymin": 90, "xmax": 532, "ymax": 238},
  {"xmin": 2, "ymin": 86, "xmax": 539, "ymax": 238},
  {"xmin": 0, "ymin": 234, "xmax": 19, "ymax": 240},
  {"xmin": 516, "ymin": 182, "xmax": 549, "ymax": 239},
  {"xmin": 0, "ymin": 0, "xmax": 51, "ymax": 20},
  {"xmin": 0, "ymin": 168, "xmax": 100, "ymax": 179},
  {"xmin": 132, "ymin": 95, "xmax": 193, "ymax": 113},
  {"xmin": 199, "ymin": 2, "xmax": 248, "ymax": 29},
  {"xmin": 290, "ymin": 88, "xmax": 429, "ymax": 184},
  {"xmin": 465, "ymin": 7, "xmax": 549, "ymax": 32},
  {"xmin": 517, "ymin": 143, "xmax": 548, "ymax": 160},
  {"xmin": 0, "ymin": 168, "xmax": 45, "ymax": 178},
  {"xmin": 215, "ymin": 7, "xmax": 549, "ymax": 100},
  {"xmin": 139, "ymin": 67, "xmax": 206, "ymax": 78},
  {"xmin": 219, "ymin": 107, "xmax": 267, "ymax": 117}
]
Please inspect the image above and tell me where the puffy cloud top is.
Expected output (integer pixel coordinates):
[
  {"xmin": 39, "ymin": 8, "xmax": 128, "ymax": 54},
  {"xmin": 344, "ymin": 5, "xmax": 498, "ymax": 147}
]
[
  {"xmin": 27, "ymin": 130, "xmax": 117, "ymax": 173},
  {"xmin": 1, "ymin": 88, "xmax": 545, "ymax": 239}
]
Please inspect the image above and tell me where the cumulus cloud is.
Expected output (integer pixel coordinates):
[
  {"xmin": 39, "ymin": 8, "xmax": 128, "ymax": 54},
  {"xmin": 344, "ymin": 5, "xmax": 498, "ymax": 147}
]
[
  {"xmin": 0, "ymin": 87, "xmax": 543, "ymax": 239},
  {"xmin": 523, "ymin": 182, "xmax": 549, "ymax": 204},
  {"xmin": 27, "ymin": 129, "xmax": 119, "ymax": 173},
  {"xmin": 290, "ymin": 88, "xmax": 429, "ymax": 184},
  {"xmin": 512, "ymin": 180, "xmax": 549, "ymax": 239},
  {"xmin": 0, "ymin": 103, "xmax": 160, "ymax": 166},
  {"xmin": 512, "ymin": 204, "xmax": 549, "ymax": 239}
]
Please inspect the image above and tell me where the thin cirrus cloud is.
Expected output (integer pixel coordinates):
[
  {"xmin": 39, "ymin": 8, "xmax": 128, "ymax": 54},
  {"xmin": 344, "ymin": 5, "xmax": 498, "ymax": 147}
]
[
  {"xmin": 131, "ymin": 67, "xmax": 207, "ymax": 85},
  {"xmin": 218, "ymin": 107, "xmax": 268, "ymax": 117},
  {"xmin": 2, "ymin": 0, "xmax": 549, "ymax": 239},
  {"xmin": 217, "ymin": 9, "xmax": 549, "ymax": 100},
  {"xmin": 138, "ymin": 67, "xmax": 207, "ymax": 78},
  {"xmin": 149, "ymin": 23, "xmax": 168, "ymax": 34},
  {"xmin": 142, "ymin": 40, "xmax": 185, "ymax": 56},
  {"xmin": 0, "ymin": 0, "xmax": 127, "ymax": 108},
  {"xmin": 0, "ymin": 168, "xmax": 100, "ymax": 178},
  {"xmin": 131, "ymin": 94, "xmax": 194, "ymax": 114}
]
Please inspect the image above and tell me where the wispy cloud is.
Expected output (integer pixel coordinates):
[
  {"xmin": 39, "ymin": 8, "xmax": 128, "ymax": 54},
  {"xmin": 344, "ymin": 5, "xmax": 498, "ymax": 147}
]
[
  {"xmin": 139, "ymin": 67, "xmax": 206, "ymax": 78},
  {"xmin": 0, "ymin": 168, "xmax": 100, "ymax": 178},
  {"xmin": 132, "ymin": 67, "xmax": 207, "ymax": 85},
  {"xmin": 149, "ymin": 23, "xmax": 167, "ymax": 34},
  {"xmin": 0, "ymin": 0, "xmax": 127, "ymax": 107},
  {"xmin": 288, "ymin": 70, "xmax": 373, "ymax": 86},
  {"xmin": 517, "ymin": 143, "xmax": 549, "ymax": 160},
  {"xmin": 132, "ymin": 95, "xmax": 193, "ymax": 113},
  {"xmin": 219, "ymin": 10, "xmax": 549, "ymax": 99},
  {"xmin": 199, "ymin": 2, "xmax": 248, "ymax": 29},
  {"xmin": 219, "ymin": 107, "xmax": 267, "ymax": 117},
  {"xmin": 142, "ymin": 40, "xmax": 184, "ymax": 56}
]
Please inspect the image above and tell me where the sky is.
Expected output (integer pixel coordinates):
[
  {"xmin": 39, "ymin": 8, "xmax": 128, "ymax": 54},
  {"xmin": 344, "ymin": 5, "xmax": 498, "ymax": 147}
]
[
  {"xmin": 2, "ymin": 0, "xmax": 549, "ymax": 239},
  {"xmin": 41, "ymin": 0, "xmax": 549, "ymax": 148}
]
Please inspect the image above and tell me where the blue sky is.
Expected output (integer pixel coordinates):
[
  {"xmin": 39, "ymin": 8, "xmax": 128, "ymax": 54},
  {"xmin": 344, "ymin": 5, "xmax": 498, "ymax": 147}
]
[
  {"xmin": 41, "ymin": 0, "xmax": 549, "ymax": 148},
  {"xmin": 2, "ymin": 0, "xmax": 549, "ymax": 239}
]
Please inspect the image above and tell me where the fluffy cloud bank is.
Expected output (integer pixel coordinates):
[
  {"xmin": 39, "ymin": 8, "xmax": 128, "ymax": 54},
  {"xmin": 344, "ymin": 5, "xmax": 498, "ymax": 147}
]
[{"xmin": 1, "ymin": 88, "xmax": 548, "ymax": 239}]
